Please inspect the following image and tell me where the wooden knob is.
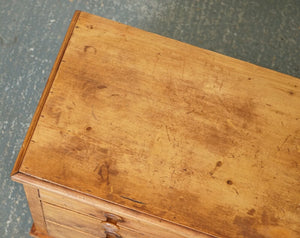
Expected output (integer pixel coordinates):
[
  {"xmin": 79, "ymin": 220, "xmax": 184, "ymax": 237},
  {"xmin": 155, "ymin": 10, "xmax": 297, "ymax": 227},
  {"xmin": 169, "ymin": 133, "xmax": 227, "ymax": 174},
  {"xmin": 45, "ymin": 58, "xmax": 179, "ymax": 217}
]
[
  {"xmin": 101, "ymin": 221, "xmax": 119, "ymax": 233},
  {"xmin": 105, "ymin": 212, "xmax": 124, "ymax": 224}
]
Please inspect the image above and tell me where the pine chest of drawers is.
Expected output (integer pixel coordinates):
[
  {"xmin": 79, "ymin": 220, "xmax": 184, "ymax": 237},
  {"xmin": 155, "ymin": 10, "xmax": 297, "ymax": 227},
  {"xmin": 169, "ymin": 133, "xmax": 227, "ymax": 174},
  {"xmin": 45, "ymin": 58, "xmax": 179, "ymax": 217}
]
[{"xmin": 11, "ymin": 11, "xmax": 300, "ymax": 238}]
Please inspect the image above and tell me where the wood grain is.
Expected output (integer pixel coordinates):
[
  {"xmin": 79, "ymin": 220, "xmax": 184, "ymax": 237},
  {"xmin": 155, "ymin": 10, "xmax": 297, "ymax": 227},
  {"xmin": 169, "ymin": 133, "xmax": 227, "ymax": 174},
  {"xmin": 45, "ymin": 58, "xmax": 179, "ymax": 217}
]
[
  {"xmin": 46, "ymin": 221, "xmax": 99, "ymax": 238},
  {"xmin": 30, "ymin": 224, "xmax": 52, "ymax": 238},
  {"xmin": 23, "ymin": 185, "xmax": 47, "ymax": 235},
  {"xmin": 13, "ymin": 173, "xmax": 208, "ymax": 238},
  {"xmin": 43, "ymin": 202, "xmax": 159, "ymax": 238},
  {"xmin": 13, "ymin": 11, "xmax": 300, "ymax": 238},
  {"xmin": 40, "ymin": 189, "xmax": 204, "ymax": 238},
  {"xmin": 46, "ymin": 220, "xmax": 152, "ymax": 238},
  {"xmin": 43, "ymin": 202, "xmax": 106, "ymax": 237}
]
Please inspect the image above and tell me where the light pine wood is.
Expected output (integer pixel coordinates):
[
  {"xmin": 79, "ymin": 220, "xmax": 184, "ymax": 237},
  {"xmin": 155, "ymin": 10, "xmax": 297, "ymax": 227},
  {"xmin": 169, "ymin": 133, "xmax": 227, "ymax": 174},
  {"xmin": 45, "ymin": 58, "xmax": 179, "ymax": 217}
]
[
  {"xmin": 43, "ymin": 202, "xmax": 106, "ymax": 236},
  {"xmin": 44, "ymin": 202, "xmax": 156, "ymax": 238},
  {"xmin": 23, "ymin": 186, "xmax": 47, "ymax": 235},
  {"xmin": 46, "ymin": 220, "xmax": 152, "ymax": 238},
  {"xmin": 40, "ymin": 189, "xmax": 107, "ymax": 221},
  {"xmin": 13, "ymin": 173, "xmax": 207, "ymax": 238},
  {"xmin": 30, "ymin": 224, "xmax": 52, "ymax": 238},
  {"xmin": 12, "ymin": 11, "xmax": 300, "ymax": 238},
  {"xmin": 46, "ymin": 221, "xmax": 99, "ymax": 238},
  {"xmin": 40, "ymin": 189, "xmax": 201, "ymax": 238}
]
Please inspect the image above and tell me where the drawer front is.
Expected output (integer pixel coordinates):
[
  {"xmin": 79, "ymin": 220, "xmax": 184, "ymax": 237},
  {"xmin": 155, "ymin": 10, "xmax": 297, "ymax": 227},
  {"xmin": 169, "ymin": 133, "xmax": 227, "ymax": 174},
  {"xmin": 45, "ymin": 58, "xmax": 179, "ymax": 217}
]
[
  {"xmin": 40, "ymin": 189, "xmax": 107, "ymax": 221},
  {"xmin": 43, "ymin": 202, "xmax": 106, "ymax": 237},
  {"xmin": 46, "ymin": 220, "xmax": 99, "ymax": 238},
  {"xmin": 43, "ymin": 202, "xmax": 156, "ymax": 238},
  {"xmin": 40, "ymin": 189, "xmax": 209, "ymax": 238}
]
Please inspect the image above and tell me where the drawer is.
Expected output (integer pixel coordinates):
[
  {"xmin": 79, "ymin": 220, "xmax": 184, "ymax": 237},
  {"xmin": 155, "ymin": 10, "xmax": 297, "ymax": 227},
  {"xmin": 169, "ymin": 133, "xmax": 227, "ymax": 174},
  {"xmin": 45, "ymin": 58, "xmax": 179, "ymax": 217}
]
[
  {"xmin": 40, "ymin": 189, "xmax": 107, "ymax": 221},
  {"xmin": 46, "ymin": 221, "xmax": 99, "ymax": 238},
  {"xmin": 43, "ymin": 202, "xmax": 157, "ymax": 238},
  {"xmin": 40, "ymin": 189, "xmax": 205, "ymax": 238},
  {"xmin": 43, "ymin": 202, "xmax": 106, "ymax": 237}
]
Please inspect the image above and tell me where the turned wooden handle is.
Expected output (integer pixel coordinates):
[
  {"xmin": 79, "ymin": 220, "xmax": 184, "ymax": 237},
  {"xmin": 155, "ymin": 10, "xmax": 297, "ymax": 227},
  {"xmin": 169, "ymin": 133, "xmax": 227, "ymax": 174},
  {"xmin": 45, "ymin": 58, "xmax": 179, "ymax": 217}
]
[
  {"xmin": 101, "ymin": 221, "xmax": 119, "ymax": 232},
  {"xmin": 104, "ymin": 212, "xmax": 124, "ymax": 223}
]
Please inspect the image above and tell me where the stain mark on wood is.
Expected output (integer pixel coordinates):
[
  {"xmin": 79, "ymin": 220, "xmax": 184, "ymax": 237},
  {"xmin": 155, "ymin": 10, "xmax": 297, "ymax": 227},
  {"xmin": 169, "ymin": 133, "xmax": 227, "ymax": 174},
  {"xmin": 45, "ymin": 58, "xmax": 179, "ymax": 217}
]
[
  {"xmin": 120, "ymin": 195, "xmax": 145, "ymax": 205},
  {"xmin": 233, "ymin": 216, "xmax": 264, "ymax": 238},
  {"xmin": 47, "ymin": 106, "xmax": 62, "ymax": 124},
  {"xmin": 98, "ymin": 162, "xmax": 110, "ymax": 185},
  {"xmin": 84, "ymin": 45, "xmax": 97, "ymax": 54},
  {"xmin": 227, "ymin": 180, "xmax": 233, "ymax": 185},
  {"xmin": 186, "ymin": 109, "xmax": 195, "ymax": 114},
  {"xmin": 99, "ymin": 147, "xmax": 108, "ymax": 154},
  {"xmin": 261, "ymin": 210, "xmax": 279, "ymax": 226},
  {"xmin": 97, "ymin": 85, "xmax": 107, "ymax": 89},
  {"xmin": 247, "ymin": 209, "xmax": 256, "ymax": 216}
]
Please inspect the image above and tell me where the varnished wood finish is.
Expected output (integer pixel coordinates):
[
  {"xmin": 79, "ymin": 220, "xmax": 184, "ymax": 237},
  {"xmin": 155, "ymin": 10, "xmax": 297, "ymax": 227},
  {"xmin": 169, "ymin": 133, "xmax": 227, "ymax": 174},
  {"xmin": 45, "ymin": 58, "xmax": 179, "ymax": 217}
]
[
  {"xmin": 13, "ymin": 173, "xmax": 208, "ymax": 238},
  {"xmin": 46, "ymin": 221, "xmax": 99, "ymax": 238},
  {"xmin": 24, "ymin": 186, "xmax": 47, "ymax": 234},
  {"xmin": 12, "ymin": 11, "xmax": 300, "ymax": 238},
  {"xmin": 40, "ymin": 189, "xmax": 202, "ymax": 238},
  {"xmin": 46, "ymin": 220, "xmax": 151, "ymax": 238},
  {"xmin": 40, "ymin": 189, "xmax": 107, "ymax": 221},
  {"xmin": 44, "ymin": 202, "xmax": 156, "ymax": 238},
  {"xmin": 30, "ymin": 224, "xmax": 53, "ymax": 238},
  {"xmin": 43, "ymin": 202, "xmax": 106, "ymax": 237}
]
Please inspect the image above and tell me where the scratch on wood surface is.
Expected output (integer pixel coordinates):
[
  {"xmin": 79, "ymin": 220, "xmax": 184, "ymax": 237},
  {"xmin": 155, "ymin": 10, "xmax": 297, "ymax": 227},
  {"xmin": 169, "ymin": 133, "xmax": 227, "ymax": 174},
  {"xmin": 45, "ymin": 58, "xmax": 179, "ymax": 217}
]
[
  {"xmin": 120, "ymin": 195, "xmax": 145, "ymax": 205},
  {"xmin": 165, "ymin": 125, "xmax": 171, "ymax": 142},
  {"xmin": 219, "ymin": 79, "xmax": 224, "ymax": 91},
  {"xmin": 282, "ymin": 135, "xmax": 291, "ymax": 146},
  {"xmin": 209, "ymin": 161, "xmax": 222, "ymax": 177},
  {"xmin": 233, "ymin": 187, "xmax": 239, "ymax": 195},
  {"xmin": 181, "ymin": 58, "xmax": 186, "ymax": 80},
  {"xmin": 91, "ymin": 106, "xmax": 99, "ymax": 121},
  {"xmin": 152, "ymin": 52, "xmax": 161, "ymax": 76},
  {"xmin": 277, "ymin": 135, "xmax": 291, "ymax": 151}
]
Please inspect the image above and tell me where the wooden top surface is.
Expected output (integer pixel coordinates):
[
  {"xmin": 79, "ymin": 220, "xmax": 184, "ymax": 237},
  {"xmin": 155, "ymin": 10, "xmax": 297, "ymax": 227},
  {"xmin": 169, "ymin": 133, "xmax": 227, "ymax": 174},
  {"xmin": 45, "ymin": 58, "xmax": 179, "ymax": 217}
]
[{"xmin": 14, "ymin": 11, "xmax": 300, "ymax": 238}]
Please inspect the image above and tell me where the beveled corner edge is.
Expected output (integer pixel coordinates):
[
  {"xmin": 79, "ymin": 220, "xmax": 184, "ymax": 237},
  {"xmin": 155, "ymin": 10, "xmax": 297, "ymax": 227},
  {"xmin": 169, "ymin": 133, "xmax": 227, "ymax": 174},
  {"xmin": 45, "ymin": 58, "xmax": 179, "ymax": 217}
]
[{"xmin": 11, "ymin": 10, "xmax": 81, "ymax": 178}]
